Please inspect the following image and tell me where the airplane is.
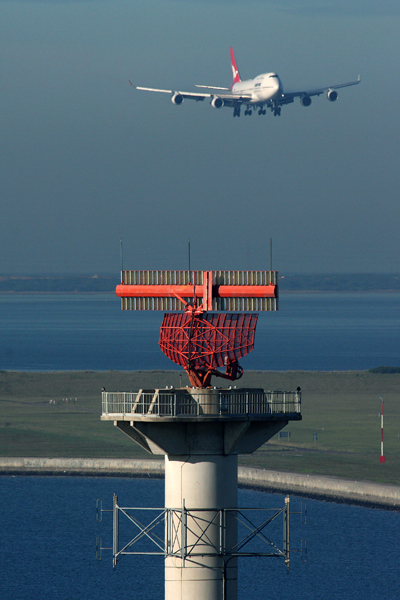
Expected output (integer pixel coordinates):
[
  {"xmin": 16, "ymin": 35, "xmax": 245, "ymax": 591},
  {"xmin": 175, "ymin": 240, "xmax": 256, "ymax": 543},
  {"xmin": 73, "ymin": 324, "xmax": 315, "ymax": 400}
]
[{"xmin": 130, "ymin": 47, "xmax": 360, "ymax": 117}]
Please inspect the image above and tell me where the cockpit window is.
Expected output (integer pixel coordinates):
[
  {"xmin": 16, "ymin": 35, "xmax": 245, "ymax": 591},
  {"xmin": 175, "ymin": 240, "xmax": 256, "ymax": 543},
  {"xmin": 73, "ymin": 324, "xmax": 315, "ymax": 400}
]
[{"xmin": 269, "ymin": 74, "xmax": 278, "ymax": 79}]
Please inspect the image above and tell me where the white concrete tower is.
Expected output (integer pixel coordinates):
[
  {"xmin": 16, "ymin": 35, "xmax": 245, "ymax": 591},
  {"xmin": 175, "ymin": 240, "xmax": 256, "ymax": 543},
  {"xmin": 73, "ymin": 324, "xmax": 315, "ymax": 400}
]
[{"xmin": 102, "ymin": 386, "xmax": 301, "ymax": 600}]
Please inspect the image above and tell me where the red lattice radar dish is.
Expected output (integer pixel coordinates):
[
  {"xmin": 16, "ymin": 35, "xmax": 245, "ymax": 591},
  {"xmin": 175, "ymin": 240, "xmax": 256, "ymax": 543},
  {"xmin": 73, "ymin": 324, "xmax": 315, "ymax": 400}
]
[{"xmin": 159, "ymin": 312, "xmax": 258, "ymax": 371}]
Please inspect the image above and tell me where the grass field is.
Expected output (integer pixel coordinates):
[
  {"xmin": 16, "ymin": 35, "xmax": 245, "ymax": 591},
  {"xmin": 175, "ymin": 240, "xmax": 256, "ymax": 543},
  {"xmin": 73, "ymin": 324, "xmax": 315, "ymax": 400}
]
[{"xmin": 0, "ymin": 370, "xmax": 399, "ymax": 485}]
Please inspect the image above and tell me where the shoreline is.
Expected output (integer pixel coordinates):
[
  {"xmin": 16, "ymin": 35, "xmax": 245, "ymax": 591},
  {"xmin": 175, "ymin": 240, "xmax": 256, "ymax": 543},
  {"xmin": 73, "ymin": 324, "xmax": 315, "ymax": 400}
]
[
  {"xmin": 3, "ymin": 371, "xmax": 400, "ymax": 488},
  {"xmin": 1, "ymin": 457, "xmax": 399, "ymax": 510}
]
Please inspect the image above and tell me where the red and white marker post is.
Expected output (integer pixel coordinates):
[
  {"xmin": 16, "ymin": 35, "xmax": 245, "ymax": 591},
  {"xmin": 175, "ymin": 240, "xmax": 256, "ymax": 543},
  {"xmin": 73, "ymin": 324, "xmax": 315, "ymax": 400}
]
[{"xmin": 380, "ymin": 398, "xmax": 385, "ymax": 463}]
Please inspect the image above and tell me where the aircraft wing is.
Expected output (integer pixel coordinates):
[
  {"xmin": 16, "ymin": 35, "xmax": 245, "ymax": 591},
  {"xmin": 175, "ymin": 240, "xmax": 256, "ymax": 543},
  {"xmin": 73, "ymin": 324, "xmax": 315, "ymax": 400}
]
[
  {"xmin": 195, "ymin": 85, "xmax": 231, "ymax": 91},
  {"xmin": 131, "ymin": 82, "xmax": 252, "ymax": 106},
  {"xmin": 282, "ymin": 76, "xmax": 361, "ymax": 101},
  {"xmin": 134, "ymin": 85, "xmax": 208, "ymax": 101},
  {"xmin": 193, "ymin": 84, "xmax": 253, "ymax": 107},
  {"xmin": 213, "ymin": 93, "xmax": 253, "ymax": 107}
]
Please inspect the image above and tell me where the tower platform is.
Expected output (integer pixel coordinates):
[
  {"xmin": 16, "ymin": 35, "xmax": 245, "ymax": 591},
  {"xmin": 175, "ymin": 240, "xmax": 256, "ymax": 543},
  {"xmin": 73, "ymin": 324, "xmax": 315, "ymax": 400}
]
[{"xmin": 101, "ymin": 387, "xmax": 301, "ymax": 455}]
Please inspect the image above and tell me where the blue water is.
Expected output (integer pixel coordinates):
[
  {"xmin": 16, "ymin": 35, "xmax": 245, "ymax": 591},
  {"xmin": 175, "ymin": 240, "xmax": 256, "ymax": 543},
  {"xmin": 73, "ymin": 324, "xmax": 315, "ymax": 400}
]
[
  {"xmin": 1, "ymin": 476, "xmax": 399, "ymax": 600},
  {"xmin": 0, "ymin": 292, "xmax": 399, "ymax": 371}
]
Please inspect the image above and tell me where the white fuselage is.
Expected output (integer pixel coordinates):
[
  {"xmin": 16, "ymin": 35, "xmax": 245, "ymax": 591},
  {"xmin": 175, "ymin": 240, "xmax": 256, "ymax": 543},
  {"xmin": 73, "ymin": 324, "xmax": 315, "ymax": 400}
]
[{"xmin": 232, "ymin": 72, "xmax": 282, "ymax": 104}]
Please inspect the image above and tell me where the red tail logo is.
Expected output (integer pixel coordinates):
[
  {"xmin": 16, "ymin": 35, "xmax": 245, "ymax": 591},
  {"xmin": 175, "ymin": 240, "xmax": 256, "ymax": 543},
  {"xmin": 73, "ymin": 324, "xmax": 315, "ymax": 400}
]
[{"xmin": 230, "ymin": 47, "xmax": 241, "ymax": 89}]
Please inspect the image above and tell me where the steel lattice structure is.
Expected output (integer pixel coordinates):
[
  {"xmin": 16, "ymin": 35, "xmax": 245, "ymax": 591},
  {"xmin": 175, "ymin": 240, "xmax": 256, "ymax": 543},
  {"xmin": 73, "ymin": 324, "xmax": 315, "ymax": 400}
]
[{"xmin": 96, "ymin": 495, "xmax": 306, "ymax": 569}]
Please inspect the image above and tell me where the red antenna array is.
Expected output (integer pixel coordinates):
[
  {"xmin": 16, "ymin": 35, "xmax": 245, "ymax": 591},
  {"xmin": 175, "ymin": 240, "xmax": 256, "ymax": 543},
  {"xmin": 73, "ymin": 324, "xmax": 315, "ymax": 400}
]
[
  {"xmin": 117, "ymin": 270, "xmax": 278, "ymax": 387},
  {"xmin": 159, "ymin": 312, "xmax": 258, "ymax": 387}
]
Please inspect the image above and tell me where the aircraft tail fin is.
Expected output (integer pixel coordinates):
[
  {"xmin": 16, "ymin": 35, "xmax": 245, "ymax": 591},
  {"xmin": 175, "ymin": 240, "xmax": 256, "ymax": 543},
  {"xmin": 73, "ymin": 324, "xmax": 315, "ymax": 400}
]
[{"xmin": 230, "ymin": 47, "xmax": 241, "ymax": 89}]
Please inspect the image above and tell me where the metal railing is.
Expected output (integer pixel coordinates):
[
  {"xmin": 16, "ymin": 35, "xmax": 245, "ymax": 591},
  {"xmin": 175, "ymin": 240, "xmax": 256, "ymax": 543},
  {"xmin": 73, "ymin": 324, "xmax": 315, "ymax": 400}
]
[{"xmin": 102, "ymin": 389, "xmax": 301, "ymax": 418}]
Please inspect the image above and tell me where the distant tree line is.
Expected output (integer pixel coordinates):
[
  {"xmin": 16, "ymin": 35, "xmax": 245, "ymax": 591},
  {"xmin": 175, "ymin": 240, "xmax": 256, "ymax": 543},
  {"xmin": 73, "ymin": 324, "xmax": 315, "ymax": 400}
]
[
  {"xmin": 1, "ymin": 273, "xmax": 400, "ymax": 293},
  {"xmin": 0, "ymin": 275, "xmax": 119, "ymax": 293},
  {"xmin": 368, "ymin": 366, "xmax": 400, "ymax": 374},
  {"xmin": 279, "ymin": 273, "xmax": 400, "ymax": 293}
]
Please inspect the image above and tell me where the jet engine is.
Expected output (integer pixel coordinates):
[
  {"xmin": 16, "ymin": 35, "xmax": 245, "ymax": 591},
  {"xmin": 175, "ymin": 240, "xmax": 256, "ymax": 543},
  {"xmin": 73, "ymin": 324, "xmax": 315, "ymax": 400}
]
[
  {"xmin": 300, "ymin": 95, "xmax": 312, "ymax": 107},
  {"xmin": 211, "ymin": 96, "xmax": 224, "ymax": 109},
  {"xmin": 327, "ymin": 89, "xmax": 338, "ymax": 102},
  {"xmin": 171, "ymin": 93, "xmax": 184, "ymax": 105}
]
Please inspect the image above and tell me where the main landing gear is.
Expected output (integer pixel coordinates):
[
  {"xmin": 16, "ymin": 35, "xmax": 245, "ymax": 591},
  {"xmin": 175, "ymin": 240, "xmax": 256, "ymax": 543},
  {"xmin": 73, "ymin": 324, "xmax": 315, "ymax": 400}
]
[
  {"xmin": 233, "ymin": 105, "xmax": 281, "ymax": 117},
  {"xmin": 233, "ymin": 106, "xmax": 254, "ymax": 117}
]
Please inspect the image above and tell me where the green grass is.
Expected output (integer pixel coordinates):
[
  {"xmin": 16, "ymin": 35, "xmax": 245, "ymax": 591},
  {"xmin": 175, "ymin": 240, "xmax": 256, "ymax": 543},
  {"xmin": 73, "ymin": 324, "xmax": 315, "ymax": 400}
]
[
  {"xmin": 240, "ymin": 371, "xmax": 400, "ymax": 485},
  {"xmin": 1, "ymin": 371, "xmax": 399, "ymax": 484}
]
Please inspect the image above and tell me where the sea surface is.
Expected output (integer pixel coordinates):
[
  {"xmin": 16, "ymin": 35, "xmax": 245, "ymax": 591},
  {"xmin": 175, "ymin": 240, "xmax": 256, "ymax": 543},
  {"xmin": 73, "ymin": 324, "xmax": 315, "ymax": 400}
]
[
  {"xmin": 1, "ymin": 476, "xmax": 400, "ymax": 600},
  {"xmin": 0, "ymin": 291, "xmax": 399, "ymax": 371}
]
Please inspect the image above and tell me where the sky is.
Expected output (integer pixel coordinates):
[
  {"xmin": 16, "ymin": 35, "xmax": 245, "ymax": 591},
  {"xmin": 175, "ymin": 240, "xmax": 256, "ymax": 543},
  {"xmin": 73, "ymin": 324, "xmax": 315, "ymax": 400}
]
[{"xmin": 1, "ymin": 0, "xmax": 399, "ymax": 275}]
